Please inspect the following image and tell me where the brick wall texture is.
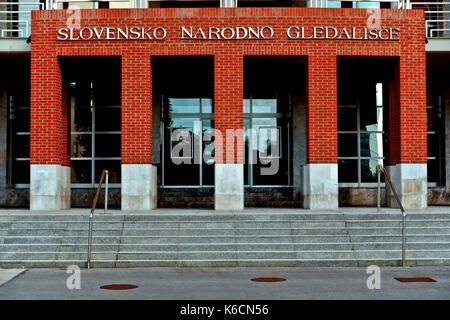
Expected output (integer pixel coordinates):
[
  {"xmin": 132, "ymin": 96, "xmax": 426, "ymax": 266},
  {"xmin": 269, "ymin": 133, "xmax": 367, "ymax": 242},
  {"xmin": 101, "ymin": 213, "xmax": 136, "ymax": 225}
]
[{"xmin": 30, "ymin": 8, "xmax": 427, "ymax": 166}]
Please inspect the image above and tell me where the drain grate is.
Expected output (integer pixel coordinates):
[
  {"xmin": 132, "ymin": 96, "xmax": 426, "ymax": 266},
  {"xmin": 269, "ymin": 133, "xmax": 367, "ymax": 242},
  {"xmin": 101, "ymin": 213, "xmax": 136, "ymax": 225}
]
[
  {"xmin": 100, "ymin": 284, "xmax": 139, "ymax": 290},
  {"xmin": 251, "ymin": 277, "xmax": 286, "ymax": 282},
  {"xmin": 395, "ymin": 277, "xmax": 436, "ymax": 283}
]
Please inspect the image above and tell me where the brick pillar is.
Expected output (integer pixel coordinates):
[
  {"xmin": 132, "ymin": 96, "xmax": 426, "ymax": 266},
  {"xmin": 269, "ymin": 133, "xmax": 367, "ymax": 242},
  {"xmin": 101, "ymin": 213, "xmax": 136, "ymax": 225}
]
[
  {"xmin": 301, "ymin": 54, "xmax": 338, "ymax": 209},
  {"xmin": 121, "ymin": 52, "xmax": 156, "ymax": 211},
  {"xmin": 386, "ymin": 54, "xmax": 427, "ymax": 209},
  {"xmin": 30, "ymin": 54, "xmax": 70, "ymax": 210},
  {"xmin": 214, "ymin": 53, "xmax": 244, "ymax": 210}
]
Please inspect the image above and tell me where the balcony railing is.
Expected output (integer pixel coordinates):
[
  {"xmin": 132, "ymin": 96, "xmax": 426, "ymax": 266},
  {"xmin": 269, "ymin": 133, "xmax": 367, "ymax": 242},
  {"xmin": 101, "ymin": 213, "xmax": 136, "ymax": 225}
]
[
  {"xmin": 0, "ymin": 1, "xmax": 44, "ymax": 38},
  {"xmin": 408, "ymin": 1, "xmax": 450, "ymax": 38},
  {"xmin": 0, "ymin": 0, "xmax": 449, "ymax": 39}
]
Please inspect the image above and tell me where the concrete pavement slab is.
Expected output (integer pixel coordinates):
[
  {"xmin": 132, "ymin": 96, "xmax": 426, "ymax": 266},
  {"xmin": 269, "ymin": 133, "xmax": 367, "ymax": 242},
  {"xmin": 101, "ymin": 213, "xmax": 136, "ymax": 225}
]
[
  {"xmin": 0, "ymin": 268, "xmax": 27, "ymax": 286},
  {"xmin": 0, "ymin": 267, "xmax": 448, "ymax": 300}
]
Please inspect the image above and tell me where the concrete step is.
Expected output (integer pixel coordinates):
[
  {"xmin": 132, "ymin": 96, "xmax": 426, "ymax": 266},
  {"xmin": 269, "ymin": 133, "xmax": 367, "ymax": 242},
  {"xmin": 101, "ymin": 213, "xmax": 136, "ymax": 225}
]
[
  {"xmin": 1, "ymin": 241, "xmax": 449, "ymax": 253},
  {"xmin": 2, "ymin": 258, "xmax": 450, "ymax": 268},
  {"xmin": 4, "ymin": 234, "xmax": 450, "ymax": 245},
  {"xmin": 2, "ymin": 249, "xmax": 450, "ymax": 261}
]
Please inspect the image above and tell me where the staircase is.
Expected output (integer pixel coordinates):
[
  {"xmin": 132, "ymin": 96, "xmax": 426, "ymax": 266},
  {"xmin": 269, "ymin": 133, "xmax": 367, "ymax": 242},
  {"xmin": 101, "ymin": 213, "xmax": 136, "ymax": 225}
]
[{"xmin": 1, "ymin": 211, "xmax": 450, "ymax": 268}]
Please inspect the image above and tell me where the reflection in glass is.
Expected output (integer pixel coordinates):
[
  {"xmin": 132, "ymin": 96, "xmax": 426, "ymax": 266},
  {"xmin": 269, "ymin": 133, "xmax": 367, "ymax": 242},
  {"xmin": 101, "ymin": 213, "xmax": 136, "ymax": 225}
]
[
  {"xmin": 201, "ymin": 98, "xmax": 213, "ymax": 113},
  {"xmin": 71, "ymin": 104, "xmax": 92, "ymax": 132},
  {"xmin": 360, "ymin": 133, "xmax": 383, "ymax": 158},
  {"xmin": 71, "ymin": 134, "xmax": 92, "ymax": 158},
  {"xmin": 252, "ymin": 99, "xmax": 277, "ymax": 113},
  {"xmin": 168, "ymin": 98, "xmax": 200, "ymax": 113},
  {"xmin": 95, "ymin": 160, "xmax": 121, "ymax": 183},
  {"xmin": 243, "ymin": 99, "xmax": 250, "ymax": 113},
  {"xmin": 361, "ymin": 159, "xmax": 384, "ymax": 183},
  {"xmin": 71, "ymin": 160, "xmax": 91, "ymax": 183}
]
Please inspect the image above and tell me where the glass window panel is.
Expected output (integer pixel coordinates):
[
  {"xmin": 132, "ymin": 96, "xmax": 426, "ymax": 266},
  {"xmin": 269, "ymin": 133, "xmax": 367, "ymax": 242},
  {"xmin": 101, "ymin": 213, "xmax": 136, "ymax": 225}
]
[
  {"xmin": 13, "ymin": 160, "xmax": 30, "ymax": 184},
  {"xmin": 14, "ymin": 134, "xmax": 30, "ymax": 158},
  {"xmin": 95, "ymin": 134, "xmax": 121, "ymax": 157},
  {"xmin": 252, "ymin": 118, "xmax": 277, "ymax": 150},
  {"xmin": 258, "ymin": 127, "xmax": 281, "ymax": 158},
  {"xmin": 360, "ymin": 106, "xmax": 383, "ymax": 132},
  {"xmin": 361, "ymin": 159, "xmax": 384, "ymax": 183},
  {"xmin": 71, "ymin": 134, "xmax": 92, "ymax": 158},
  {"xmin": 95, "ymin": 107, "xmax": 121, "ymax": 131},
  {"xmin": 427, "ymin": 107, "xmax": 435, "ymax": 132},
  {"xmin": 327, "ymin": 1, "xmax": 341, "ymax": 8},
  {"xmin": 202, "ymin": 119, "xmax": 215, "ymax": 185},
  {"xmin": 95, "ymin": 160, "xmax": 121, "ymax": 183},
  {"xmin": 338, "ymin": 159, "xmax": 358, "ymax": 183},
  {"xmin": 338, "ymin": 133, "xmax": 357, "ymax": 157},
  {"xmin": 14, "ymin": 107, "xmax": 30, "ymax": 132},
  {"xmin": 243, "ymin": 99, "xmax": 250, "ymax": 113},
  {"xmin": 252, "ymin": 99, "xmax": 277, "ymax": 113},
  {"xmin": 361, "ymin": 133, "xmax": 384, "ymax": 158},
  {"xmin": 354, "ymin": 2, "xmax": 380, "ymax": 8},
  {"xmin": 94, "ymin": 81, "xmax": 120, "ymax": 107},
  {"xmin": 427, "ymin": 158, "xmax": 439, "ymax": 183},
  {"xmin": 427, "ymin": 134, "xmax": 438, "ymax": 158},
  {"xmin": 71, "ymin": 81, "xmax": 92, "ymax": 108},
  {"xmin": 244, "ymin": 119, "xmax": 251, "ymax": 186},
  {"xmin": 168, "ymin": 117, "xmax": 199, "ymax": 129},
  {"xmin": 71, "ymin": 104, "xmax": 92, "ymax": 132},
  {"xmin": 337, "ymin": 107, "xmax": 357, "ymax": 131},
  {"xmin": 170, "ymin": 127, "xmax": 193, "ymax": 160},
  {"xmin": 201, "ymin": 98, "xmax": 213, "ymax": 113},
  {"xmin": 71, "ymin": 160, "xmax": 91, "ymax": 184},
  {"xmin": 168, "ymin": 98, "xmax": 200, "ymax": 113}
]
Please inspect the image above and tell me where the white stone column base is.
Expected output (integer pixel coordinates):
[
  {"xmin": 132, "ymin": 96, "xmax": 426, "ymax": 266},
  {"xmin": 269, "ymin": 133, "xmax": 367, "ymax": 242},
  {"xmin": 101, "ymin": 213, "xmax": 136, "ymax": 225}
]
[
  {"xmin": 300, "ymin": 163, "xmax": 338, "ymax": 209},
  {"xmin": 30, "ymin": 165, "xmax": 71, "ymax": 210},
  {"xmin": 385, "ymin": 164, "xmax": 427, "ymax": 209},
  {"xmin": 121, "ymin": 164, "xmax": 157, "ymax": 211},
  {"xmin": 215, "ymin": 164, "xmax": 244, "ymax": 210}
]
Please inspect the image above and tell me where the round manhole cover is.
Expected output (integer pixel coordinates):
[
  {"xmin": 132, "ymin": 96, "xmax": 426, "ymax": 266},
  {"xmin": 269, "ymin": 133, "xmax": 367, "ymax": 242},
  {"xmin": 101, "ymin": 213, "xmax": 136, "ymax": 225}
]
[
  {"xmin": 251, "ymin": 277, "xmax": 286, "ymax": 282},
  {"xmin": 100, "ymin": 284, "xmax": 139, "ymax": 290}
]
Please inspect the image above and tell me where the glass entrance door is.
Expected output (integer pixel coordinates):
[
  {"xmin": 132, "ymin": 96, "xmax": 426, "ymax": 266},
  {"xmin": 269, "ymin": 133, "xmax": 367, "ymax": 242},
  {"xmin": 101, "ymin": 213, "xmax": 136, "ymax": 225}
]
[
  {"xmin": 244, "ymin": 94, "xmax": 292, "ymax": 187},
  {"xmin": 161, "ymin": 96, "xmax": 214, "ymax": 187}
]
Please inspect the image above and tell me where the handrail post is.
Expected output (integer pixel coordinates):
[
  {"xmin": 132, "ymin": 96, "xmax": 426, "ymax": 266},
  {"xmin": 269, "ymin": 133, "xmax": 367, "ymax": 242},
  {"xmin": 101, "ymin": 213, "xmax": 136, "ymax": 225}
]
[
  {"xmin": 105, "ymin": 170, "xmax": 109, "ymax": 214},
  {"xmin": 382, "ymin": 168, "xmax": 407, "ymax": 268},
  {"xmin": 87, "ymin": 211, "xmax": 93, "ymax": 269},
  {"xmin": 376, "ymin": 163, "xmax": 382, "ymax": 213},
  {"xmin": 86, "ymin": 169, "xmax": 106, "ymax": 269}
]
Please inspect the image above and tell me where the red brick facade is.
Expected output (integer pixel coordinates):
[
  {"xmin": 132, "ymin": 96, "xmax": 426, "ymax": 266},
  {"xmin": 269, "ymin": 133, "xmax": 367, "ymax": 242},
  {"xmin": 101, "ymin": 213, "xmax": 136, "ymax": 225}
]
[{"xmin": 30, "ymin": 8, "xmax": 427, "ymax": 168}]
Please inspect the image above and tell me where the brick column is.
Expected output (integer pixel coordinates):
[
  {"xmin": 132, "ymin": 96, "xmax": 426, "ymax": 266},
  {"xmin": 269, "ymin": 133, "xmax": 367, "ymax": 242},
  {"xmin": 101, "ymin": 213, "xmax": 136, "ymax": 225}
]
[
  {"xmin": 214, "ymin": 53, "xmax": 244, "ymax": 210},
  {"xmin": 301, "ymin": 54, "xmax": 338, "ymax": 209},
  {"xmin": 386, "ymin": 53, "xmax": 427, "ymax": 209},
  {"xmin": 30, "ymin": 54, "xmax": 70, "ymax": 210},
  {"xmin": 121, "ymin": 52, "xmax": 156, "ymax": 211}
]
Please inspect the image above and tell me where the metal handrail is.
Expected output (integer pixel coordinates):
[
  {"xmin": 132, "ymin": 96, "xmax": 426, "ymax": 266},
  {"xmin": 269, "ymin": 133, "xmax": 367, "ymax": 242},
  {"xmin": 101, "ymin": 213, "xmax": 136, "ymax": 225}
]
[
  {"xmin": 380, "ymin": 167, "xmax": 407, "ymax": 268},
  {"xmin": 87, "ymin": 169, "xmax": 109, "ymax": 269}
]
